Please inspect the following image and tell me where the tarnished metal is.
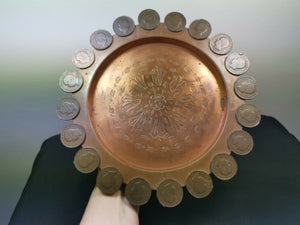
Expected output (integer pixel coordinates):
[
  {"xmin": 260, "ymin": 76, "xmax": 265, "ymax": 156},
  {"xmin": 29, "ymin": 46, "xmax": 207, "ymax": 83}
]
[{"xmin": 58, "ymin": 9, "xmax": 261, "ymax": 207}]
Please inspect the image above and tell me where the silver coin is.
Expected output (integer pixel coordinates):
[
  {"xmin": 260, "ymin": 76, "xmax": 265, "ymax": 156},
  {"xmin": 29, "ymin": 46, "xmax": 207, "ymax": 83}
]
[
  {"xmin": 228, "ymin": 130, "xmax": 253, "ymax": 155},
  {"xmin": 56, "ymin": 98, "xmax": 80, "ymax": 120},
  {"xmin": 210, "ymin": 154, "xmax": 237, "ymax": 180},
  {"xmin": 138, "ymin": 9, "xmax": 160, "ymax": 30},
  {"xmin": 59, "ymin": 71, "xmax": 83, "ymax": 93},
  {"xmin": 72, "ymin": 49, "xmax": 95, "ymax": 69},
  {"xmin": 209, "ymin": 33, "xmax": 233, "ymax": 55},
  {"xmin": 225, "ymin": 52, "xmax": 250, "ymax": 75},
  {"xmin": 60, "ymin": 124, "xmax": 86, "ymax": 148},
  {"xmin": 234, "ymin": 75, "xmax": 258, "ymax": 99},
  {"xmin": 164, "ymin": 12, "xmax": 186, "ymax": 32},
  {"xmin": 113, "ymin": 16, "xmax": 135, "ymax": 37},
  {"xmin": 188, "ymin": 19, "xmax": 212, "ymax": 40},
  {"xmin": 236, "ymin": 104, "xmax": 261, "ymax": 128},
  {"xmin": 90, "ymin": 30, "xmax": 113, "ymax": 50}
]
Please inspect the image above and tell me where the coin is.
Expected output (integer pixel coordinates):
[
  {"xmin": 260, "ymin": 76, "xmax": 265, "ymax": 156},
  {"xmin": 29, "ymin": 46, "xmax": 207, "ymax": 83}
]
[
  {"xmin": 156, "ymin": 179, "xmax": 183, "ymax": 207},
  {"xmin": 59, "ymin": 71, "xmax": 83, "ymax": 93},
  {"xmin": 210, "ymin": 154, "xmax": 237, "ymax": 180},
  {"xmin": 56, "ymin": 98, "xmax": 80, "ymax": 120},
  {"xmin": 60, "ymin": 124, "xmax": 86, "ymax": 148},
  {"xmin": 236, "ymin": 104, "xmax": 261, "ymax": 128},
  {"xmin": 96, "ymin": 167, "xmax": 123, "ymax": 194},
  {"xmin": 113, "ymin": 16, "xmax": 135, "ymax": 37},
  {"xmin": 164, "ymin": 12, "xmax": 186, "ymax": 32},
  {"xmin": 186, "ymin": 171, "xmax": 213, "ymax": 198},
  {"xmin": 138, "ymin": 9, "xmax": 160, "ymax": 30},
  {"xmin": 125, "ymin": 177, "xmax": 152, "ymax": 206},
  {"xmin": 209, "ymin": 33, "xmax": 233, "ymax": 55},
  {"xmin": 188, "ymin": 19, "xmax": 212, "ymax": 40},
  {"xmin": 225, "ymin": 52, "xmax": 250, "ymax": 75},
  {"xmin": 228, "ymin": 130, "xmax": 253, "ymax": 155},
  {"xmin": 234, "ymin": 75, "xmax": 258, "ymax": 99},
  {"xmin": 73, "ymin": 148, "xmax": 100, "ymax": 173},
  {"xmin": 90, "ymin": 30, "xmax": 113, "ymax": 50},
  {"xmin": 72, "ymin": 49, "xmax": 95, "ymax": 69}
]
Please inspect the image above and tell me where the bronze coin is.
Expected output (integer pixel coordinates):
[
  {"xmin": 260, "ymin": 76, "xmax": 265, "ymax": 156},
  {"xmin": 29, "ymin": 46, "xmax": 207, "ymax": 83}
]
[
  {"xmin": 156, "ymin": 179, "xmax": 183, "ymax": 207},
  {"xmin": 60, "ymin": 124, "xmax": 85, "ymax": 148},
  {"xmin": 90, "ymin": 30, "xmax": 113, "ymax": 50},
  {"xmin": 228, "ymin": 130, "xmax": 253, "ymax": 155},
  {"xmin": 186, "ymin": 171, "xmax": 213, "ymax": 198},
  {"xmin": 56, "ymin": 98, "xmax": 80, "ymax": 120},
  {"xmin": 209, "ymin": 33, "xmax": 233, "ymax": 55},
  {"xmin": 234, "ymin": 75, "xmax": 258, "ymax": 100},
  {"xmin": 73, "ymin": 148, "xmax": 100, "ymax": 174},
  {"xmin": 225, "ymin": 52, "xmax": 250, "ymax": 75},
  {"xmin": 164, "ymin": 12, "xmax": 186, "ymax": 32},
  {"xmin": 96, "ymin": 167, "xmax": 123, "ymax": 194},
  {"xmin": 188, "ymin": 19, "xmax": 212, "ymax": 40},
  {"xmin": 59, "ymin": 71, "xmax": 83, "ymax": 93},
  {"xmin": 72, "ymin": 49, "xmax": 95, "ymax": 69},
  {"xmin": 125, "ymin": 177, "xmax": 152, "ymax": 206},
  {"xmin": 210, "ymin": 154, "xmax": 237, "ymax": 180},
  {"xmin": 138, "ymin": 9, "xmax": 160, "ymax": 30},
  {"xmin": 113, "ymin": 16, "xmax": 135, "ymax": 37},
  {"xmin": 236, "ymin": 103, "xmax": 261, "ymax": 128}
]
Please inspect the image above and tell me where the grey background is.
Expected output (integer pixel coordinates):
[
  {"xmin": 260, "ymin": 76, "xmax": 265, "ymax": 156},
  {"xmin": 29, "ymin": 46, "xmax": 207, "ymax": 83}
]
[{"xmin": 0, "ymin": 0, "xmax": 299, "ymax": 224}]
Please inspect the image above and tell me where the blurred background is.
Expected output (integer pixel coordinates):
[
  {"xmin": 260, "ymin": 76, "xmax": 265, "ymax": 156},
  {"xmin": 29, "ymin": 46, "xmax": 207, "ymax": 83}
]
[{"xmin": 0, "ymin": 0, "xmax": 299, "ymax": 223}]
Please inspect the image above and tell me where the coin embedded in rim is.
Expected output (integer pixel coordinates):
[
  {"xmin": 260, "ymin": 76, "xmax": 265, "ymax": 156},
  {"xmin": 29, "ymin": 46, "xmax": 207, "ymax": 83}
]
[
  {"xmin": 60, "ymin": 124, "xmax": 86, "ymax": 148},
  {"xmin": 138, "ymin": 9, "xmax": 160, "ymax": 30},
  {"xmin": 209, "ymin": 33, "xmax": 233, "ymax": 55},
  {"xmin": 164, "ymin": 12, "xmax": 186, "ymax": 32},
  {"xmin": 228, "ymin": 130, "xmax": 253, "ymax": 155},
  {"xmin": 188, "ymin": 19, "xmax": 212, "ymax": 40},
  {"xmin": 113, "ymin": 16, "xmax": 135, "ymax": 37},
  {"xmin": 74, "ymin": 148, "xmax": 100, "ymax": 173},
  {"xmin": 125, "ymin": 178, "xmax": 152, "ymax": 206},
  {"xmin": 157, "ymin": 179, "xmax": 183, "ymax": 207},
  {"xmin": 96, "ymin": 167, "xmax": 123, "ymax": 194},
  {"xmin": 186, "ymin": 171, "xmax": 213, "ymax": 198},
  {"xmin": 59, "ymin": 71, "xmax": 83, "ymax": 93},
  {"xmin": 210, "ymin": 154, "xmax": 237, "ymax": 180},
  {"xmin": 234, "ymin": 75, "xmax": 258, "ymax": 99},
  {"xmin": 225, "ymin": 52, "xmax": 250, "ymax": 75},
  {"xmin": 56, "ymin": 98, "xmax": 80, "ymax": 120},
  {"xmin": 90, "ymin": 30, "xmax": 113, "ymax": 50},
  {"xmin": 236, "ymin": 103, "xmax": 261, "ymax": 128},
  {"xmin": 72, "ymin": 49, "xmax": 95, "ymax": 69}
]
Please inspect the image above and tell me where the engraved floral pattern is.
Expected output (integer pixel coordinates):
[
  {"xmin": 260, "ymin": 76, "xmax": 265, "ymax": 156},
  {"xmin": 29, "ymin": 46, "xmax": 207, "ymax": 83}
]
[{"xmin": 121, "ymin": 66, "xmax": 194, "ymax": 139}]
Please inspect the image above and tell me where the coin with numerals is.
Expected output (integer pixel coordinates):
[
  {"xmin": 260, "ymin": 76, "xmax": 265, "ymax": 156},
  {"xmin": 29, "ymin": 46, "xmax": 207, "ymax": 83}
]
[
  {"xmin": 56, "ymin": 98, "xmax": 80, "ymax": 120},
  {"xmin": 234, "ymin": 75, "xmax": 258, "ymax": 99},
  {"xmin": 72, "ymin": 49, "xmax": 95, "ymax": 69},
  {"xmin": 164, "ymin": 12, "xmax": 186, "ymax": 32},
  {"xmin": 211, "ymin": 154, "xmax": 237, "ymax": 180},
  {"xmin": 138, "ymin": 9, "xmax": 160, "ymax": 30},
  {"xmin": 209, "ymin": 33, "xmax": 233, "ymax": 55},
  {"xmin": 125, "ymin": 178, "xmax": 152, "ymax": 206},
  {"xmin": 90, "ymin": 30, "xmax": 113, "ymax": 50},
  {"xmin": 225, "ymin": 52, "xmax": 250, "ymax": 75},
  {"xmin": 113, "ymin": 16, "xmax": 135, "ymax": 37},
  {"xmin": 59, "ymin": 71, "xmax": 83, "ymax": 93},
  {"xmin": 236, "ymin": 104, "xmax": 261, "ymax": 128},
  {"xmin": 188, "ymin": 19, "xmax": 212, "ymax": 40},
  {"xmin": 74, "ymin": 148, "xmax": 100, "ymax": 173},
  {"xmin": 157, "ymin": 179, "xmax": 183, "ymax": 207},
  {"xmin": 60, "ymin": 124, "xmax": 86, "ymax": 148},
  {"xmin": 228, "ymin": 130, "xmax": 253, "ymax": 155}
]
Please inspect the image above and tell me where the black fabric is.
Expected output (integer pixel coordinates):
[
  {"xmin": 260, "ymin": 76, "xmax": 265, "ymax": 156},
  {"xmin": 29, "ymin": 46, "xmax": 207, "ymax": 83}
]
[{"xmin": 9, "ymin": 116, "xmax": 300, "ymax": 225}]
